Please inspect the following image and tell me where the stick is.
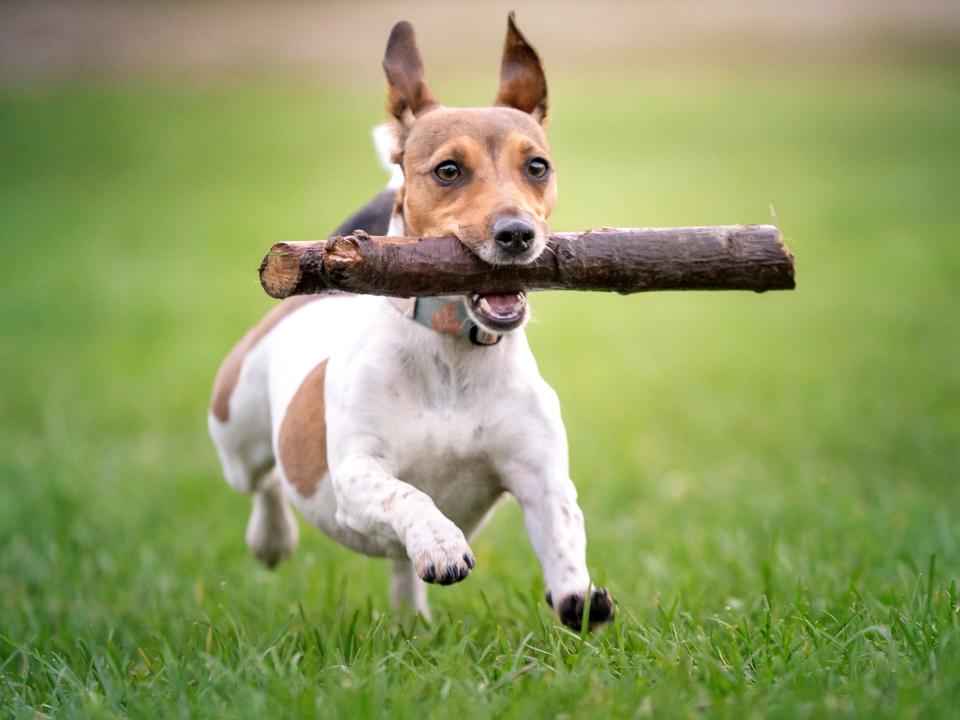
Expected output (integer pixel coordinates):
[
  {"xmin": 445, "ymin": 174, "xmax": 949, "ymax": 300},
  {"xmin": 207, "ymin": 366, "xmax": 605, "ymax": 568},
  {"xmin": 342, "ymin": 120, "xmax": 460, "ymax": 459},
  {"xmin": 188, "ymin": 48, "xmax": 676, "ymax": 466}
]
[{"xmin": 259, "ymin": 225, "xmax": 795, "ymax": 299}]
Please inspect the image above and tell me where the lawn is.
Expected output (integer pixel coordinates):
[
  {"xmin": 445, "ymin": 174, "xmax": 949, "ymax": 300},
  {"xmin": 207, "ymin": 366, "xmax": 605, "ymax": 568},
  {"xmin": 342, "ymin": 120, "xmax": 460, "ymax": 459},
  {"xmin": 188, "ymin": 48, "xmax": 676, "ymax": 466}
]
[{"xmin": 1, "ymin": 58, "xmax": 959, "ymax": 718}]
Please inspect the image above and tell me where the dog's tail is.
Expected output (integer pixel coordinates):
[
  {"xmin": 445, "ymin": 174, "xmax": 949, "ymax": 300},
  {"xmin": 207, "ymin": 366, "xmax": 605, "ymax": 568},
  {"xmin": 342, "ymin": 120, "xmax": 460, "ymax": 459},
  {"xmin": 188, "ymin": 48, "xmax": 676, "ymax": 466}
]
[{"xmin": 372, "ymin": 123, "xmax": 404, "ymax": 190}]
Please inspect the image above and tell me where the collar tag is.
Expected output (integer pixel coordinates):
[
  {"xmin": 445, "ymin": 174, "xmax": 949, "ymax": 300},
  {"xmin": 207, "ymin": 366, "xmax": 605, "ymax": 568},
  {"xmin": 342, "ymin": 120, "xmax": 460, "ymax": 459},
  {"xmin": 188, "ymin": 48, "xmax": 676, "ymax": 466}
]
[{"xmin": 469, "ymin": 325, "xmax": 502, "ymax": 346}]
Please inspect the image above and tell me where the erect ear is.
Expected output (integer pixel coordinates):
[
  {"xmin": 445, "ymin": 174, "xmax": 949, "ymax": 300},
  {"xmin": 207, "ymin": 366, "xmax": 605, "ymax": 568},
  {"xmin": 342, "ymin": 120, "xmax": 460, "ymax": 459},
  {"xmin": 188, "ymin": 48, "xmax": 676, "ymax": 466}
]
[
  {"xmin": 383, "ymin": 21, "xmax": 439, "ymax": 130},
  {"xmin": 493, "ymin": 12, "xmax": 548, "ymax": 123}
]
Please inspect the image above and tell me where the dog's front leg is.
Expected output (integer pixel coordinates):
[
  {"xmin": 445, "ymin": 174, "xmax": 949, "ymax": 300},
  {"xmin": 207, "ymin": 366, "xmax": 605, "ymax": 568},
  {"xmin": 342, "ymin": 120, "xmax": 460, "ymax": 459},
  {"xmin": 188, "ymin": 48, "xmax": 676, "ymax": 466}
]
[
  {"xmin": 500, "ymin": 386, "xmax": 615, "ymax": 631},
  {"xmin": 507, "ymin": 470, "xmax": 615, "ymax": 630},
  {"xmin": 332, "ymin": 453, "xmax": 475, "ymax": 585}
]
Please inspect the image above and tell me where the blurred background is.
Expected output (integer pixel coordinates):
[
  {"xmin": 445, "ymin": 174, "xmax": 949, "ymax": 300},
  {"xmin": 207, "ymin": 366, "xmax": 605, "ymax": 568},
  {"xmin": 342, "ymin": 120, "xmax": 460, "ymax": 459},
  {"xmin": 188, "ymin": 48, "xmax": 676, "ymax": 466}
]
[{"xmin": 2, "ymin": 0, "xmax": 959, "ymax": 715}]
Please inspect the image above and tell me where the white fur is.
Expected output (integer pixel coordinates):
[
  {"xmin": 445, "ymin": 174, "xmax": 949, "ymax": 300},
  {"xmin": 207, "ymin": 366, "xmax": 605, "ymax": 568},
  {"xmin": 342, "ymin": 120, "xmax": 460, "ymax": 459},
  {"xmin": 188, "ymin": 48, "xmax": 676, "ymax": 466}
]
[
  {"xmin": 372, "ymin": 123, "xmax": 405, "ymax": 189},
  {"xmin": 209, "ymin": 140, "xmax": 595, "ymax": 621}
]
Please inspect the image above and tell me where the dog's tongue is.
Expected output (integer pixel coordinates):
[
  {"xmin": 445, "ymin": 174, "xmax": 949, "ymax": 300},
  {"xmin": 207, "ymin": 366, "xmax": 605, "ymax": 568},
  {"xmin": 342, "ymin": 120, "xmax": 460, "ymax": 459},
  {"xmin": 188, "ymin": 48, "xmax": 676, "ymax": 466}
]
[{"xmin": 481, "ymin": 293, "xmax": 522, "ymax": 315}]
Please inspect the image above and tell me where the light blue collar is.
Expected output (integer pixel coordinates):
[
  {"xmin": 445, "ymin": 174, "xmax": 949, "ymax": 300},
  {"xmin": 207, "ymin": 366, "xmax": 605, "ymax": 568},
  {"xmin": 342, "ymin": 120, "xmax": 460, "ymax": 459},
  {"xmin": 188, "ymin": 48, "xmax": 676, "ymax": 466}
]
[{"xmin": 390, "ymin": 297, "xmax": 501, "ymax": 346}]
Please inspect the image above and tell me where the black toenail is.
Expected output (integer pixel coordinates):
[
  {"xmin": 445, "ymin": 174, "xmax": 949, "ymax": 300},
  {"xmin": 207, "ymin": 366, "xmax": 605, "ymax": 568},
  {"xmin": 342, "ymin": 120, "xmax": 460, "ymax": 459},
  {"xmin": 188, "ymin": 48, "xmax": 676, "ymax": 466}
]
[
  {"xmin": 557, "ymin": 594, "xmax": 582, "ymax": 630},
  {"xmin": 424, "ymin": 564, "xmax": 436, "ymax": 583},
  {"xmin": 545, "ymin": 591, "xmax": 553, "ymax": 608},
  {"xmin": 464, "ymin": 554, "xmax": 475, "ymax": 569},
  {"xmin": 588, "ymin": 589, "xmax": 614, "ymax": 622},
  {"xmin": 554, "ymin": 588, "xmax": 615, "ymax": 630}
]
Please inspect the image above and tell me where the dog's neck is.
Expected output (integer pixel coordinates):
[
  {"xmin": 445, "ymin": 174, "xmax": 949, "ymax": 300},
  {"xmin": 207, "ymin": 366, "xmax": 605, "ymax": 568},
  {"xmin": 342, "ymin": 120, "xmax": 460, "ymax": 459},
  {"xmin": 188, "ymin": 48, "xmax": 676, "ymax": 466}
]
[{"xmin": 386, "ymin": 209, "xmax": 501, "ymax": 347}]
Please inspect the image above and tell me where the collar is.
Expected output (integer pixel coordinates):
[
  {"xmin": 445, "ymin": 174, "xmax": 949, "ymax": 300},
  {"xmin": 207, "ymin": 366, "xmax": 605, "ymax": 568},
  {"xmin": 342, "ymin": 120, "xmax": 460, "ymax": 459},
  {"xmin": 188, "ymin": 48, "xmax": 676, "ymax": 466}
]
[{"xmin": 389, "ymin": 297, "xmax": 502, "ymax": 346}]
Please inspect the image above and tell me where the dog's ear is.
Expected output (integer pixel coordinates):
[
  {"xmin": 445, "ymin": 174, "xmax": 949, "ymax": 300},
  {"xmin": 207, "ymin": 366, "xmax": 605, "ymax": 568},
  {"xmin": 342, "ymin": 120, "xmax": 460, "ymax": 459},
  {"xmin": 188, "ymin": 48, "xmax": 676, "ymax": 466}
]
[
  {"xmin": 493, "ymin": 13, "xmax": 548, "ymax": 124},
  {"xmin": 383, "ymin": 21, "xmax": 438, "ymax": 131}
]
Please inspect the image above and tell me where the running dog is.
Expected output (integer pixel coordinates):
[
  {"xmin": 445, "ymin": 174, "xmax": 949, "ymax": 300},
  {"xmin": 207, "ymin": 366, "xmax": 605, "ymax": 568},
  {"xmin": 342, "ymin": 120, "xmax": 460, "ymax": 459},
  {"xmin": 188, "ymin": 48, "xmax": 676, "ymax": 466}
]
[{"xmin": 209, "ymin": 14, "xmax": 615, "ymax": 630}]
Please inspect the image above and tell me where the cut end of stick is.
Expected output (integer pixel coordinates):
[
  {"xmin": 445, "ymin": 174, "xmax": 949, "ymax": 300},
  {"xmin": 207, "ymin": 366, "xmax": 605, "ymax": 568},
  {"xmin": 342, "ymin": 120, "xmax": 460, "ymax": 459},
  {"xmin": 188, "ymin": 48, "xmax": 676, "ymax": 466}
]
[
  {"xmin": 773, "ymin": 226, "xmax": 797, "ymax": 291},
  {"xmin": 260, "ymin": 242, "xmax": 304, "ymax": 299}
]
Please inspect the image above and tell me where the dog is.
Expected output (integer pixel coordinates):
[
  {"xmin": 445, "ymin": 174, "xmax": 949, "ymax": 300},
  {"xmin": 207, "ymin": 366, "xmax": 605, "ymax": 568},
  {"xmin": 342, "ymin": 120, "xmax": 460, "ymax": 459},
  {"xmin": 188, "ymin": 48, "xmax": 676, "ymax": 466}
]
[{"xmin": 208, "ymin": 14, "xmax": 615, "ymax": 631}]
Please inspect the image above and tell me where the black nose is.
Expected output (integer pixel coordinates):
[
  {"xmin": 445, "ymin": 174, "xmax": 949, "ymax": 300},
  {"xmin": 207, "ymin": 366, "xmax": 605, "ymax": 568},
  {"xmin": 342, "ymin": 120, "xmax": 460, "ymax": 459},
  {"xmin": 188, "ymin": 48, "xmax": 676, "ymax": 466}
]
[{"xmin": 493, "ymin": 218, "xmax": 536, "ymax": 254}]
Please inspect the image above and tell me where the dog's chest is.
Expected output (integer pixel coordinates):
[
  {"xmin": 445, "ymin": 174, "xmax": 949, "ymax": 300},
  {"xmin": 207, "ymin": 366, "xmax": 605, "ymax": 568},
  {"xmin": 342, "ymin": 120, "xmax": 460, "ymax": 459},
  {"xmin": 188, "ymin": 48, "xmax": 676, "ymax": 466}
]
[
  {"xmin": 387, "ymin": 350, "xmax": 509, "ymax": 529},
  {"xmin": 398, "ymin": 435, "xmax": 502, "ymax": 532}
]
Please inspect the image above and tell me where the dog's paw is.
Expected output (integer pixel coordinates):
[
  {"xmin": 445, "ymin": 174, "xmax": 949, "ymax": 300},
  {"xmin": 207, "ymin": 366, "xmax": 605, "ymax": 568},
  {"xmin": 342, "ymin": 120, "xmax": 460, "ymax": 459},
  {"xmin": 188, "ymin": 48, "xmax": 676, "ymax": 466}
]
[
  {"xmin": 407, "ymin": 525, "xmax": 475, "ymax": 585},
  {"xmin": 245, "ymin": 497, "xmax": 299, "ymax": 570},
  {"xmin": 417, "ymin": 551, "xmax": 475, "ymax": 585},
  {"xmin": 546, "ymin": 587, "xmax": 615, "ymax": 631}
]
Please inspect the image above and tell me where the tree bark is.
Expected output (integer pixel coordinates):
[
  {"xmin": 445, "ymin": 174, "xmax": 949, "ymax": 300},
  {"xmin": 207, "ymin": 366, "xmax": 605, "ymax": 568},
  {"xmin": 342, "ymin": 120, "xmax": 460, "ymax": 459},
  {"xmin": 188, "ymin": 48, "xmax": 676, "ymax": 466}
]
[{"xmin": 259, "ymin": 225, "xmax": 795, "ymax": 299}]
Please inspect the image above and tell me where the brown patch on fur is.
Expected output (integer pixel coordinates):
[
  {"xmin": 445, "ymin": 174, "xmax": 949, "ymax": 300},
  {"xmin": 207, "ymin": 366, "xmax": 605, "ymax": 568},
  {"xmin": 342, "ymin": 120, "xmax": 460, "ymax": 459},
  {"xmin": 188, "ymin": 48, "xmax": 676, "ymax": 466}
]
[
  {"xmin": 383, "ymin": 21, "xmax": 438, "ymax": 133},
  {"xmin": 400, "ymin": 107, "xmax": 556, "ymax": 251},
  {"xmin": 494, "ymin": 13, "xmax": 548, "ymax": 123},
  {"xmin": 210, "ymin": 295, "xmax": 321, "ymax": 422},
  {"xmin": 278, "ymin": 359, "xmax": 330, "ymax": 499}
]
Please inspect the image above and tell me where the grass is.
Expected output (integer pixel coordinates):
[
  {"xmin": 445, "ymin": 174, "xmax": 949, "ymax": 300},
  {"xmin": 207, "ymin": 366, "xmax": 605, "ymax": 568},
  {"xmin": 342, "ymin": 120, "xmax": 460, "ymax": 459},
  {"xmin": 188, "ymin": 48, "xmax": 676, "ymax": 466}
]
[{"xmin": 1, "ymin": 58, "xmax": 959, "ymax": 718}]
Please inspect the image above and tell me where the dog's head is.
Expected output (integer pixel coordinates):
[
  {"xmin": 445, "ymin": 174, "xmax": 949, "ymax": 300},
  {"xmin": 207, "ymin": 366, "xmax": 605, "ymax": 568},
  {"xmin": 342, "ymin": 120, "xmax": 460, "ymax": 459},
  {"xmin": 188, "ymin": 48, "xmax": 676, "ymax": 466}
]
[{"xmin": 383, "ymin": 14, "xmax": 556, "ymax": 333}]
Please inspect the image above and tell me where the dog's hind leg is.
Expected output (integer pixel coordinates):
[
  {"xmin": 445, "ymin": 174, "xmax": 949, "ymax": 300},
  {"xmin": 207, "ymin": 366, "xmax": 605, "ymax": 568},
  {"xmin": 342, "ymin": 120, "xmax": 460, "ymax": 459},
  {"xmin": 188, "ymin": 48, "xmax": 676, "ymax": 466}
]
[
  {"xmin": 209, "ymin": 421, "xmax": 299, "ymax": 569},
  {"xmin": 245, "ymin": 468, "xmax": 300, "ymax": 569},
  {"xmin": 390, "ymin": 559, "xmax": 431, "ymax": 621},
  {"xmin": 210, "ymin": 412, "xmax": 297, "ymax": 567}
]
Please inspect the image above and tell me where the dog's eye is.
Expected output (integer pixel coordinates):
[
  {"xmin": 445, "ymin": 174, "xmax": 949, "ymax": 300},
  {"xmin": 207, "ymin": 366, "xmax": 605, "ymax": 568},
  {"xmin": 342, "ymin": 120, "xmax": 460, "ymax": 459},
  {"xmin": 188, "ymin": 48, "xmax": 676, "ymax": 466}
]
[
  {"xmin": 526, "ymin": 157, "xmax": 550, "ymax": 180},
  {"xmin": 433, "ymin": 161, "xmax": 462, "ymax": 184}
]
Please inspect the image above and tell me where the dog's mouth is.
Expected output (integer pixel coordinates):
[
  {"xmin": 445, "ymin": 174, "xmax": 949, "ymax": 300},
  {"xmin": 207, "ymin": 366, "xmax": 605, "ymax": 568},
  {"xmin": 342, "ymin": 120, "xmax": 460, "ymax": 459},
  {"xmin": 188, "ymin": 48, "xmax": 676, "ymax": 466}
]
[{"xmin": 467, "ymin": 291, "xmax": 528, "ymax": 332}]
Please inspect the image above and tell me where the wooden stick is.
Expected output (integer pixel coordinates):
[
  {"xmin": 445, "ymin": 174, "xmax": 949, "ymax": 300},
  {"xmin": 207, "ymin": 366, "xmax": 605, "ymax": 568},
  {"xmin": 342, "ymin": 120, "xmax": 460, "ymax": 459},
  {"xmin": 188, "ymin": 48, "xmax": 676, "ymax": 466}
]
[{"xmin": 259, "ymin": 225, "xmax": 795, "ymax": 299}]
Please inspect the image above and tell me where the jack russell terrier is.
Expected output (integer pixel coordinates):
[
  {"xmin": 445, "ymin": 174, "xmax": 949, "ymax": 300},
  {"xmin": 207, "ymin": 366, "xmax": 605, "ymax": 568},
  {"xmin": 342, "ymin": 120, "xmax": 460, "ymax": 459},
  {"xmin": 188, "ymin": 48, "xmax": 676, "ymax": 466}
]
[{"xmin": 209, "ymin": 14, "xmax": 615, "ymax": 630}]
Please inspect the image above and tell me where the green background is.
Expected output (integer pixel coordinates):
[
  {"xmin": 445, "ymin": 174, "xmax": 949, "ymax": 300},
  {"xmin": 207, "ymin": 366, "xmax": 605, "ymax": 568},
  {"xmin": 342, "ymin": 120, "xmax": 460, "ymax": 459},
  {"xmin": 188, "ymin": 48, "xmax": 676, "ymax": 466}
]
[{"xmin": 2, "ymin": 5, "xmax": 959, "ymax": 717}]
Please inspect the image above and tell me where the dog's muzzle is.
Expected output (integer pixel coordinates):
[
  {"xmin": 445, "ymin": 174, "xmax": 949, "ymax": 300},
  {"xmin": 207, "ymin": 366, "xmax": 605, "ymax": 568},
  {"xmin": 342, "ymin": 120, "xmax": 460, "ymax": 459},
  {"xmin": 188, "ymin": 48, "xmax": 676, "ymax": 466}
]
[{"xmin": 464, "ymin": 217, "xmax": 545, "ymax": 332}]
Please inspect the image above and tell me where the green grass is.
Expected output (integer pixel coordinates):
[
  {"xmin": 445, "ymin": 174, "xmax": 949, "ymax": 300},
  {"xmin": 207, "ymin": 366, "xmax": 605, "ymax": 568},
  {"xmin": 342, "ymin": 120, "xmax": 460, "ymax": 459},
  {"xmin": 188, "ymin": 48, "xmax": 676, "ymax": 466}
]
[{"xmin": 2, "ymin": 60, "xmax": 960, "ymax": 718}]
